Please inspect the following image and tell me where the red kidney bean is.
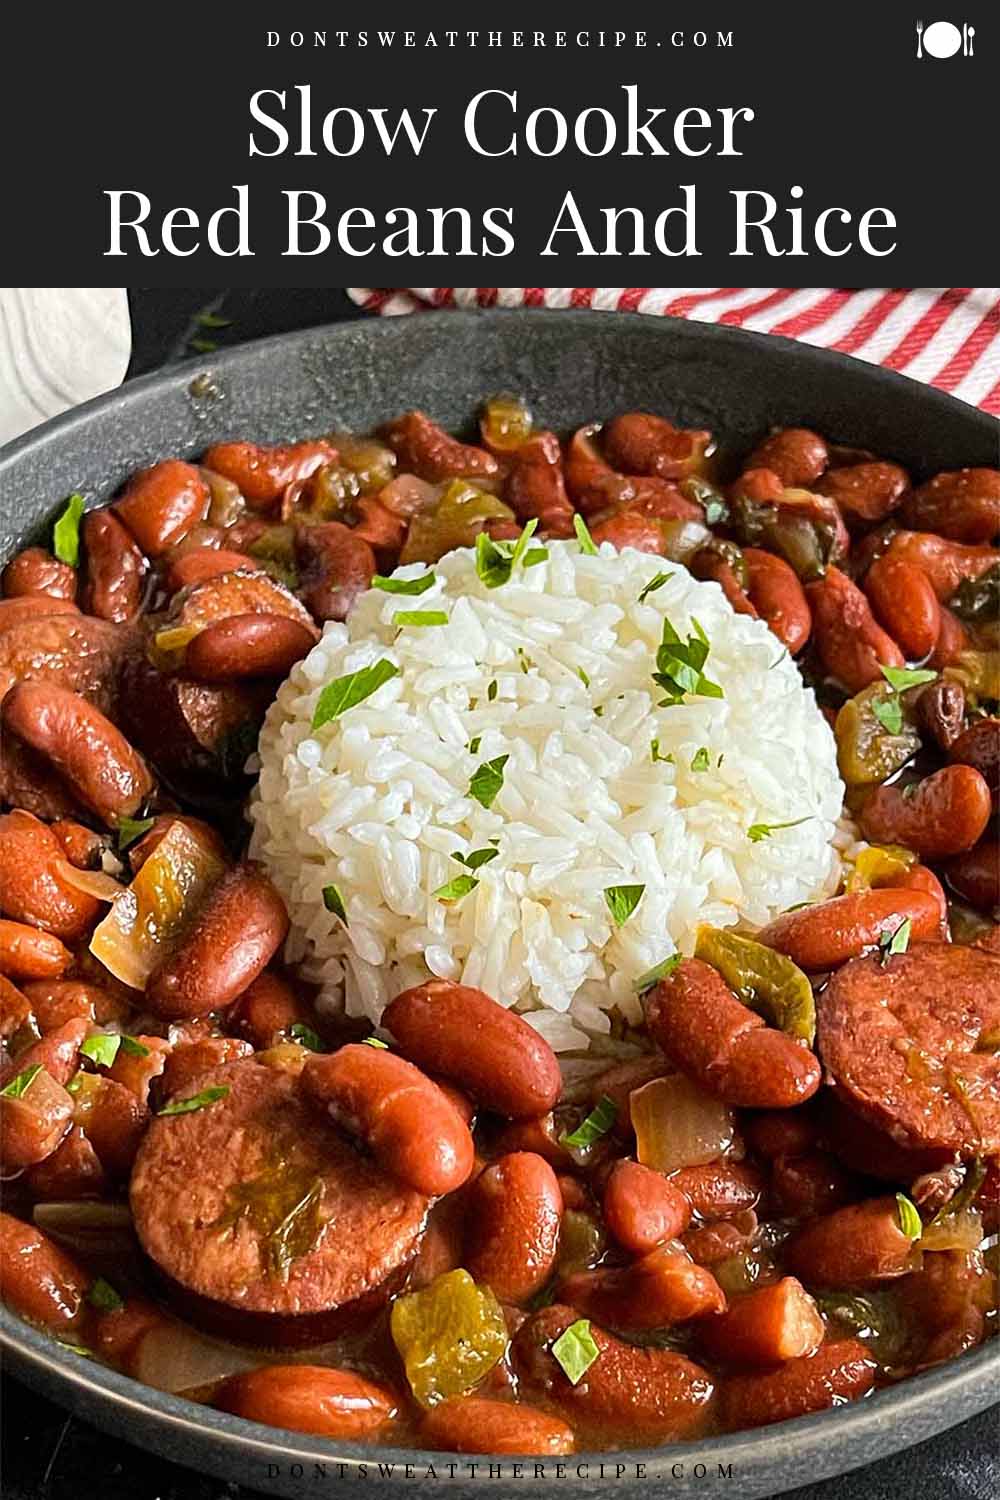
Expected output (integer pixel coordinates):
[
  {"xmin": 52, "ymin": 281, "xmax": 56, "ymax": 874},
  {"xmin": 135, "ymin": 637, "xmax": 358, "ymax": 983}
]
[
  {"xmin": 421, "ymin": 1397, "xmax": 575, "ymax": 1456},
  {"xmin": 377, "ymin": 473, "xmax": 439, "ymax": 519},
  {"xmin": 2, "ymin": 683, "xmax": 153, "ymax": 825},
  {"xmin": 22, "ymin": 980, "xmax": 124, "ymax": 1033},
  {"xmin": 0, "ymin": 972, "xmax": 31, "ymax": 1038},
  {"xmin": 859, "ymin": 764, "xmax": 992, "ymax": 859},
  {"xmin": 901, "ymin": 468, "xmax": 1000, "ymax": 544},
  {"xmin": 106, "ymin": 1034, "xmax": 170, "ymax": 1107},
  {"xmin": 897, "ymin": 864, "xmax": 949, "ymax": 933},
  {"xmin": 603, "ymin": 1160, "xmax": 692, "ymax": 1254},
  {"xmin": 493, "ymin": 1113, "xmax": 573, "ymax": 1169},
  {"xmin": 114, "ymin": 460, "xmax": 209, "ymax": 556},
  {"xmin": 160, "ymin": 1037, "xmax": 253, "ymax": 1100},
  {"xmin": 303, "ymin": 1043, "xmax": 474, "ymax": 1197},
  {"xmin": 586, "ymin": 1056, "xmax": 672, "ymax": 1137},
  {"xmin": 771, "ymin": 1151, "xmax": 859, "ymax": 1218},
  {"xmin": 166, "ymin": 546, "xmax": 261, "ymax": 593},
  {"xmin": 0, "ymin": 1066, "xmax": 73, "ymax": 1172},
  {"xmin": 382, "ymin": 980, "xmax": 561, "ymax": 1120},
  {"xmin": 806, "ymin": 566, "xmax": 904, "ymax": 693},
  {"xmin": 742, "ymin": 1110, "xmax": 819, "ymax": 1160},
  {"xmin": 72, "ymin": 1074, "xmax": 147, "ymax": 1178},
  {"xmin": 408, "ymin": 1195, "xmax": 467, "ymax": 1291},
  {"xmin": 513, "ymin": 1304, "xmax": 715, "ymax": 1442},
  {"xmin": 558, "ymin": 1241, "xmax": 725, "ymax": 1331},
  {"xmin": 0, "ymin": 1212, "xmax": 89, "ymax": 1328},
  {"xmin": 887, "ymin": 531, "xmax": 999, "ymax": 599},
  {"xmin": 928, "ymin": 605, "xmax": 971, "ymax": 669},
  {"xmin": 81, "ymin": 510, "xmax": 146, "ymax": 622},
  {"xmin": 350, "ymin": 498, "xmax": 408, "ymax": 566},
  {"xmin": 944, "ymin": 841, "xmax": 999, "ymax": 913},
  {"xmin": 864, "ymin": 556, "xmax": 941, "ymax": 661},
  {"xmin": 756, "ymin": 888, "xmax": 942, "ymax": 970},
  {"xmin": 720, "ymin": 1339, "xmax": 876, "ymax": 1430},
  {"xmin": 464, "ymin": 1152, "xmax": 563, "ymax": 1303},
  {"xmin": 383, "ymin": 412, "xmax": 497, "ymax": 485},
  {"xmin": 589, "ymin": 510, "xmax": 667, "ymax": 554},
  {"xmin": 505, "ymin": 451, "xmax": 575, "ymax": 538},
  {"xmin": 24, "ymin": 1123, "xmax": 108, "ymax": 1201},
  {"xmin": 691, "ymin": 550, "xmax": 758, "ymax": 617},
  {"xmin": 185, "ymin": 614, "xmax": 315, "ymax": 683},
  {"xmin": 4, "ymin": 1017, "xmax": 89, "ymax": 1088},
  {"xmin": 602, "ymin": 413, "xmax": 712, "ymax": 480},
  {"xmin": 683, "ymin": 1212, "xmax": 757, "ymax": 1267},
  {"xmin": 699, "ymin": 1276, "xmax": 824, "ymax": 1367},
  {"xmin": 295, "ymin": 521, "xmax": 376, "ymax": 621},
  {"xmin": 734, "ymin": 467, "xmax": 785, "ymax": 504},
  {"xmin": 917, "ymin": 678, "xmax": 966, "ymax": 752},
  {"xmin": 0, "ymin": 810, "xmax": 100, "ymax": 942},
  {"xmin": 815, "ymin": 462, "xmax": 910, "ymax": 526},
  {"xmin": 744, "ymin": 429, "xmax": 829, "ymax": 488},
  {"xmin": 645, "ymin": 959, "xmax": 821, "ymax": 1109},
  {"xmin": 669, "ymin": 1161, "xmax": 765, "ymax": 1220},
  {"xmin": 50, "ymin": 820, "xmax": 105, "ymax": 871},
  {"xmin": 1, "ymin": 548, "xmax": 77, "ymax": 602},
  {"xmin": 226, "ymin": 971, "xmax": 307, "ymax": 1049},
  {"xmin": 217, "ymin": 1365, "xmax": 398, "ymax": 1438},
  {"xmin": 146, "ymin": 864, "xmax": 289, "ymax": 1020},
  {"xmin": 0, "ymin": 920, "xmax": 72, "ymax": 981},
  {"xmin": 742, "ymin": 548, "xmax": 812, "ymax": 654},
  {"xmin": 900, "ymin": 1249, "xmax": 995, "ymax": 1369},
  {"xmin": 556, "ymin": 1174, "xmax": 591, "ymax": 1214},
  {"xmin": 949, "ymin": 719, "xmax": 1000, "ymax": 810},
  {"xmin": 564, "ymin": 425, "xmax": 635, "ymax": 515},
  {"xmin": 786, "ymin": 1196, "xmax": 920, "ymax": 1286},
  {"xmin": 90, "ymin": 1296, "xmax": 171, "ymax": 1373},
  {"xmin": 202, "ymin": 440, "xmax": 339, "ymax": 512}
]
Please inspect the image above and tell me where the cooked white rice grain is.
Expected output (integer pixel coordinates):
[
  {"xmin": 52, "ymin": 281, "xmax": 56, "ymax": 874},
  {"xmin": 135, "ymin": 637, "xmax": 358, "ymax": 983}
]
[{"xmin": 249, "ymin": 542, "xmax": 844, "ymax": 1046}]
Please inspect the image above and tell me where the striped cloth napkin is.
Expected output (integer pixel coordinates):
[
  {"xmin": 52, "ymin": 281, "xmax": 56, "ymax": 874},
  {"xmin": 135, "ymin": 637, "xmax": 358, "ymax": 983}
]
[{"xmin": 348, "ymin": 288, "xmax": 1000, "ymax": 417}]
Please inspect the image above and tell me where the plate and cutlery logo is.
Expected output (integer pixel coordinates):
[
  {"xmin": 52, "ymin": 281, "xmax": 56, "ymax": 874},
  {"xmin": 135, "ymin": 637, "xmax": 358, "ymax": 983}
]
[{"xmin": 915, "ymin": 20, "xmax": 976, "ymax": 57}]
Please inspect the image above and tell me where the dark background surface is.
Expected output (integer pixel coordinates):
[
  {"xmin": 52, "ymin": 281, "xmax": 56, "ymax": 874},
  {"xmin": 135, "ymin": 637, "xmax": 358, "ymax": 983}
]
[{"xmin": 2, "ymin": 289, "xmax": 997, "ymax": 1499}]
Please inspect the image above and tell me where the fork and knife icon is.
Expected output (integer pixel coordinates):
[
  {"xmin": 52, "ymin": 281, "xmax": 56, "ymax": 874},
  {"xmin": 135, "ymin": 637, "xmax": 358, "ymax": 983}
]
[{"xmin": 915, "ymin": 20, "xmax": 976, "ymax": 58}]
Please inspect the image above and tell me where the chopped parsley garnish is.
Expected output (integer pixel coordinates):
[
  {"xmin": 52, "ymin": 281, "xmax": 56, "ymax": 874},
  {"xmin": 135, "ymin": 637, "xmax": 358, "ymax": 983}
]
[
  {"xmin": 560, "ymin": 1095, "xmax": 619, "ymax": 1150},
  {"xmin": 475, "ymin": 519, "xmax": 540, "ymax": 588},
  {"xmin": 453, "ymin": 846, "xmax": 501, "ymax": 871},
  {"xmin": 604, "ymin": 884, "xmax": 645, "ymax": 927},
  {"xmin": 468, "ymin": 735, "xmax": 482, "ymax": 754},
  {"xmin": 653, "ymin": 617, "xmax": 722, "ymax": 706},
  {"xmin": 577, "ymin": 667, "xmax": 590, "ymax": 688},
  {"xmin": 311, "ymin": 659, "xmax": 399, "ymax": 730},
  {"xmin": 690, "ymin": 747, "xmax": 711, "ymax": 772},
  {"xmin": 0, "ymin": 1063, "xmax": 42, "ymax": 1099},
  {"xmin": 372, "ymin": 571, "xmax": 436, "ymax": 595},
  {"xmin": 747, "ymin": 817, "xmax": 812, "ymax": 843},
  {"xmin": 633, "ymin": 954, "xmax": 683, "ymax": 993},
  {"xmin": 638, "ymin": 571, "xmax": 672, "ymax": 605},
  {"xmin": 573, "ymin": 514, "xmax": 598, "ymax": 555},
  {"xmin": 469, "ymin": 754, "xmax": 509, "ymax": 810},
  {"xmin": 651, "ymin": 739, "xmax": 674, "ymax": 764},
  {"xmin": 879, "ymin": 917, "xmax": 912, "ymax": 965},
  {"xmin": 872, "ymin": 697, "xmax": 904, "ymax": 736},
  {"xmin": 119, "ymin": 1035, "xmax": 151, "ymax": 1058},
  {"xmin": 550, "ymin": 1318, "xmax": 601, "ymax": 1385},
  {"xmin": 322, "ymin": 884, "xmax": 349, "ymax": 926},
  {"xmin": 894, "ymin": 1192, "xmax": 922, "ymax": 1241},
  {"xmin": 196, "ymin": 310, "xmax": 233, "ymax": 329},
  {"xmin": 289, "ymin": 1023, "xmax": 324, "ymax": 1053},
  {"xmin": 523, "ymin": 547, "xmax": 549, "ymax": 568},
  {"xmin": 433, "ymin": 874, "xmax": 479, "ymax": 904},
  {"xmin": 53, "ymin": 493, "xmax": 86, "ymax": 567},
  {"xmin": 157, "ymin": 1085, "xmax": 230, "ymax": 1117},
  {"xmin": 80, "ymin": 1033, "xmax": 122, "ymax": 1069},
  {"xmin": 487, "ymin": 679, "xmax": 499, "ymax": 702},
  {"xmin": 880, "ymin": 665, "xmax": 938, "ymax": 694},
  {"xmin": 115, "ymin": 814, "xmax": 155, "ymax": 852},
  {"xmin": 362, "ymin": 1036, "xmax": 389, "ymax": 1049},
  {"xmin": 393, "ymin": 610, "xmax": 448, "ymax": 628},
  {"xmin": 87, "ymin": 1277, "xmax": 124, "ymax": 1313}
]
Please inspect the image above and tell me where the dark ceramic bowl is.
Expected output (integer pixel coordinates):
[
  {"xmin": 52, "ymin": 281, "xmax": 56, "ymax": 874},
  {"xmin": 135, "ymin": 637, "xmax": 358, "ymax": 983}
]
[{"xmin": 0, "ymin": 310, "xmax": 997, "ymax": 1499}]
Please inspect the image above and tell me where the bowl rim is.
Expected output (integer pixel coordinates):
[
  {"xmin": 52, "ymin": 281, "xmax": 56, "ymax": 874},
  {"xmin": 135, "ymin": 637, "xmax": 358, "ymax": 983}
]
[{"xmin": 0, "ymin": 306, "xmax": 996, "ymax": 1495}]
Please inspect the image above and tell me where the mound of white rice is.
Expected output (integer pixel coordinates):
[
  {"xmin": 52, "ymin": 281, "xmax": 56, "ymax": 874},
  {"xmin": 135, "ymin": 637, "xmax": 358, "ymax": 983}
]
[{"xmin": 249, "ymin": 541, "xmax": 843, "ymax": 1052}]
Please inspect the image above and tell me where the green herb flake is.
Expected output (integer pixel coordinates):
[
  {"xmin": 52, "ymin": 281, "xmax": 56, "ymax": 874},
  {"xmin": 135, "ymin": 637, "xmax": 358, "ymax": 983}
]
[
  {"xmin": 311, "ymin": 659, "xmax": 399, "ymax": 731},
  {"xmin": 880, "ymin": 665, "xmax": 938, "ymax": 694},
  {"xmin": 469, "ymin": 754, "xmax": 509, "ymax": 810},
  {"xmin": 57, "ymin": 1341, "xmax": 96, "ymax": 1360},
  {"xmin": 550, "ymin": 1318, "xmax": 601, "ymax": 1385},
  {"xmin": 651, "ymin": 739, "xmax": 674, "ymax": 765},
  {"xmin": 0, "ymin": 1063, "xmax": 43, "ymax": 1099},
  {"xmin": 604, "ymin": 884, "xmax": 645, "ymax": 927},
  {"xmin": 52, "ymin": 494, "xmax": 86, "ymax": 567},
  {"xmin": 372, "ymin": 571, "xmax": 436, "ymax": 596},
  {"xmin": 322, "ymin": 884, "xmax": 349, "ymax": 926},
  {"xmin": 119, "ymin": 1035, "xmax": 151, "ymax": 1058},
  {"xmin": 80, "ymin": 1033, "xmax": 122, "ymax": 1069},
  {"xmin": 87, "ymin": 1277, "xmax": 124, "ymax": 1313},
  {"xmin": 573, "ymin": 514, "xmax": 598, "ymax": 555},
  {"xmin": 487, "ymin": 680, "xmax": 499, "ymax": 702},
  {"xmin": 475, "ymin": 520, "xmax": 540, "ymax": 590},
  {"xmin": 523, "ymin": 547, "xmax": 549, "ymax": 568},
  {"xmin": 454, "ymin": 846, "xmax": 501, "ymax": 871},
  {"xmin": 879, "ymin": 917, "xmax": 912, "ymax": 965},
  {"xmin": 433, "ymin": 874, "xmax": 479, "ymax": 905},
  {"xmin": 394, "ymin": 610, "xmax": 449, "ymax": 628},
  {"xmin": 468, "ymin": 735, "xmax": 482, "ymax": 755},
  {"xmin": 115, "ymin": 814, "xmax": 155, "ymax": 852},
  {"xmin": 633, "ymin": 953, "xmax": 683, "ymax": 993},
  {"xmin": 895, "ymin": 1192, "xmax": 923, "ymax": 1241},
  {"xmin": 638, "ymin": 571, "xmax": 672, "ymax": 605},
  {"xmin": 362, "ymin": 1036, "xmax": 389, "ymax": 1049},
  {"xmin": 196, "ymin": 310, "xmax": 233, "ymax": 329},
  {"xmin": 577, "ymin": 667, "xmax": 591, "ymax": 688},
  {"xmin": 289, "ymin": 1023, "xmax": 324, "ymax": 1053},
  {"xmin": 189, "ymin": 337, "xmax": 218, "ymax": 354},
  {"xmin": 872, "ymin": 697, "xmax": 904, "ymax": 736},
  {"xmin": 560, "ymin": 1095, "xmax": 619, "ymax": 1150},
  {"xmin": 690, "ymin": 747, "xmax": 711, "ymax": 773},
  {"xmin": 157, "ymin": 1085, "xmax": 230, "ymax": 1117},
  {"xmin": 747, "ymin": 817, "xmax": 812, "ymax": 843},
  {"xmin": 653, "ymin": 617, "xmax": 723, "ymax": 706}
]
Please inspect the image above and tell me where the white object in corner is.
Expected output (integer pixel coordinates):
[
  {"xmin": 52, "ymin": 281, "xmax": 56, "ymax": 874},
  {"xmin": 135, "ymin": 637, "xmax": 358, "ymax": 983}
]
[{"xmin": 0, "ymin": 289, "xmax": 131, "ymax": 446}]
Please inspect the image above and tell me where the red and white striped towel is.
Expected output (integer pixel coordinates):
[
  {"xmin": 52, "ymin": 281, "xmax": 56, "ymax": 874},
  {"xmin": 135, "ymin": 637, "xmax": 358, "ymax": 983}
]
[{"xmin": 348, "ymin": 288, "xmax": 1000, "ymax": 418}]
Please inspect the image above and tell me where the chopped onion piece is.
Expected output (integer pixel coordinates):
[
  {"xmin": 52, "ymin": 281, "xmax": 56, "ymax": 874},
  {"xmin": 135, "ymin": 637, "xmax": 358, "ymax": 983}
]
[
  {"xmin": 132, "ymin": 1323, "xmax": 259, "ymax": 1394},
  {"xmin": 90, "ymin": 821, "xmax": 227, "ymax": 990},
  {"xmin": 34, "ymin": 1201, "xmax": 134, "ymax": 1239},
  {"xmin": 631, "ymin": 1073, "xmax": 734, "ymax": 1172},
  {"xmin": 55, "ymin": 859, "xmax": 124, "ymax": 904},
  {"xmin": 920, "ymin": 1205, "xmax": 984, "ymax": 1253}
]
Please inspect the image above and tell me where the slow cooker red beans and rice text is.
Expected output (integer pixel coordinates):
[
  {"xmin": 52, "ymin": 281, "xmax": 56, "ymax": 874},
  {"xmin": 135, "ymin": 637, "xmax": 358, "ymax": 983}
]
[{"xmin": 0, "ymin": 398, "xmax": 998, "ymax": 1455}]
